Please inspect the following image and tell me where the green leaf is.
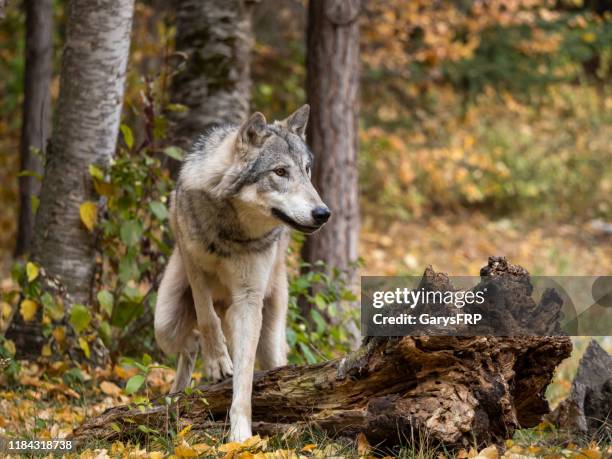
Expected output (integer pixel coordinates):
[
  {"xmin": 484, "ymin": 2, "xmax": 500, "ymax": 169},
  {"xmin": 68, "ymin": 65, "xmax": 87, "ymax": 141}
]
[
  {"xmin": 97, "ymin": 290, "xmax": 114, "ymax": 316},
  {"xmin": 99, "ymin": 321, "xmax": 112, "ymax": 346},
  {"xmin": 111, "ymin": 423, "xmax": 121, "ymax": 433},
  {"xmin": 163, "ymin": 146, "xmax": 184, "ymax": 161},
  {"xmin": 30, "ymin": 196, "xmax": 40, "ymax": 214},
  {"xmin": 17, "ymin": 170, "xmax": 43, "ymax": 180},
  {"xmin": 149, "ymin": 201, "xmax": 169, "ymax": 220},
  {"xmin": 120, "ymin": 220, "xmax": 143, "ymax": 247},
  {"xmin": 111, "ymin": 299, "xmax": 143, "ymax": 327},
  {"xmin": 142, "ymin": 353, "xmax": 152, "ymax": 367},
  {"xmin": 166, "ymin": 103, "xmax": 188, "ymax": 113},
  {"xmin": 69, "ymin": 304, "xmax": 91, "ymax": 333},
  {"xmin": 125, "ymin": 374, "xmax": 145, "ymax": 394},
  {"xmin": 137, "ymin": 425, "xmax": 159, "ymax": 434},
  {"xmin": 88, "ymin": 164, "xmax": 104, "ymax": 180},
  {"xmin": 42, "ymin": 292, "xmax": 64, "ymax": 321},
  {"xmin": 298, "ymin": 342, "xmax": 317, "ymax": 364},
  {"xmin": 314, "ymin": 294, "xmax": 327, "ymax": 309},
  {"xmin": 310, "ymin": 309, "xmax": 327, "ymax": 334},
  {"xmin": 119, "ymin": 256, "xmax": 140, "ymax": 283},
  {"xmin": 121, "ymin": 124, "xmax": 134, "ymax": 150}
]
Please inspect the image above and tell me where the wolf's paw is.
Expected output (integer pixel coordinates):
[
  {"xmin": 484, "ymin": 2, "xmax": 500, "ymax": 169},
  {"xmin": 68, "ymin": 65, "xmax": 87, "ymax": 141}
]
[
  {"xmin": 202, "ymin": 344, "xmax": 233, "ymax": 382},
  {"xmin": 230, "ymin": 415, "xmax": 252, "ymax": 442}
]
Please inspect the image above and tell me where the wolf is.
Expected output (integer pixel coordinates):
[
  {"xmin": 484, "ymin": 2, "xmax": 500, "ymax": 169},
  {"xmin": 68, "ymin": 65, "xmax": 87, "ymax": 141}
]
[{"xmin": 154, "ymin": 105, "xmax": 330, "ymax": 441}]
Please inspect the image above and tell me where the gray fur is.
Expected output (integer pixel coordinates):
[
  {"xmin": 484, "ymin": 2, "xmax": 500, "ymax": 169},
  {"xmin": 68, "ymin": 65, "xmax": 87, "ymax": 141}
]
[{"xmin": 154, "ymin": 105, "xmax": 329, "ymax": 442}]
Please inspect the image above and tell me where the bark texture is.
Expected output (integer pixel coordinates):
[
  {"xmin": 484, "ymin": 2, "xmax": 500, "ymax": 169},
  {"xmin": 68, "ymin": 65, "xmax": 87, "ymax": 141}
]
[
  {"xmin": 72, "ymin": 259, "xmax": 572, "ymax": 448},
  {"xmin": 301, "ymin": 0, "xmax": 361, "ymax": 341},
  {"xmin": 303, "ymin": 0, "xmax": 360, "ymax": 274},
  {"xmin": 548, "ymin": 340, "xmax": 612, "ymax": 440},
  {"xmin": 15, "ymin": 0, "xmax": 54, "ymax": 256},
  {"xmin": 72, "ymin": 336, "xmax": 571, "ymax": 447},
  {"xmin": 169, "ymin": 0, "xmax": 254, "ymax": 152},
  {"xmin": 31, "ymin": 0, "xmax": 135, "ymax": 304}
]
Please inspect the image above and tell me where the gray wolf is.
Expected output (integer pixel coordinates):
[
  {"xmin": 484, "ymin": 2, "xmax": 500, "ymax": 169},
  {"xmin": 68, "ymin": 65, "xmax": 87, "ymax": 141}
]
[{"xmin": 154, "ymin": 105, "xmax": 330, "ymax": 441}]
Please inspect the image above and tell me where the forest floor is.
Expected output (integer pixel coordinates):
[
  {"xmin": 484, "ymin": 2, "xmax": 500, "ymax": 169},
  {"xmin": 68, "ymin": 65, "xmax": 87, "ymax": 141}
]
[
  {"xmin": 0, "ymin": 212, "xmax": 611, "ymax": 458},
  {"xmin": 0, "ymin": 337, "xmax": 610, "ymax": 458}
]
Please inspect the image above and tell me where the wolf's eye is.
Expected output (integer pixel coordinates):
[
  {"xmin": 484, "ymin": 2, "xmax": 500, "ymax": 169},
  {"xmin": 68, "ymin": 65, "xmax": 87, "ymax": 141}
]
[{"xmin": 274, "ymin": 168, "xmax": 287, "ymax": 177}]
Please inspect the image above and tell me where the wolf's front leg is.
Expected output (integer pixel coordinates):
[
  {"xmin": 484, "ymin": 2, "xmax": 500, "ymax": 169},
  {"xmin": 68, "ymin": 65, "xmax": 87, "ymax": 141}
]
[
  {"xmin": 185, "ymin": 260, "xmax": 233, "ymax": 382},
  {"xmin": 257, "ymin": 278, "xmax": 289, "ymax": 370},
  {"xmin": 226, "ymin": 287, "xmax": 264, "ymax": 442}
]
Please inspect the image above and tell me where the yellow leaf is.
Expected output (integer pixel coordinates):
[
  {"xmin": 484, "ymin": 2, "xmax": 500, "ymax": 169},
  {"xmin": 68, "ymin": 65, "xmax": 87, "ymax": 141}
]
[
  {"xmin": 52, "ymin": 326, "xmax": 66, "ymax": 343},
  {"xmin": 4, "ymin": 339, "xmax": 16, "ymax": 356},
  {"xmin": 79, "ymin": 201, "xmax": 98, "ymax": 232},
  {"xmin": 20, "ymin": 299, "xmax": 38, "ymax": 321},
  {"xmin": 79, "ymin": 337, "xmax": 91, "ymax": 358},
  {"xmin": 26, "ymin": 262, "xmax": 39, "ymax": 282},
  {"xmin": 580, "ymin": 447, "xmax": 601, "ymax": 459},
  {"xmin": 178, "ymin": 424, "xmax": 193, "ymax": 439},
  {"xmin": 475, "ymin": 445, "xmax": 498, "ymax": 459},
  {"xmin": 301, "ymin": 444, "xmax": 316, "ymax": 453},
  {"xmin": 93, "ymin": 179, "xmax": 114, "ymax": 197},
  {"xmin": 41, "ymin": 344, "xmax": 52, "ymax": 357},
  {"xmin": 218, "ymin": 442, "xmax": 242, "ymax": 453},
  {"xmin": 149, "ymin": 452, "xmax": 165, "ymax": 459},
  {"xmin": 242, "ymin": 435, "xmax": 266, "ymax": 450},
  {"xmin": 174, "ymin": 444, "xmax": 199, "ymax": 457},
  {"xmin": 100, "ymin": 381, "xmax": 122, "ymax": 397},
  {"xmin": 193, "ymin": 443, "xmax": 215, "ymax": 455},
  {"xmin": 1, "ymin": 302, "xmax": 12, "ymax": 319},
  {"xmin": 582, "ymin": 32, "xmax": 597, "ymax": 43}
]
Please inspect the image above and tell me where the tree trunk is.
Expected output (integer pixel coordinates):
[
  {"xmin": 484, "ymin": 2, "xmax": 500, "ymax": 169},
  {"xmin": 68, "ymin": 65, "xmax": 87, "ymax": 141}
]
[
  {"xmin": 31, "ymin": 0, "xmax": 135, "ymax": 304},
  {"xmin": 15, "ymin": 0, "xmax": 54, "ymax": 257},
  {"xmin": 72, "ymin": 258, "xmax": 572, "ymax": 448},
  {"xmin": 301, "ymin": 0, "xmax": 361, "ymax": 340},
  {"xmin": 169, "ymin": 0, "xmax": 254, "ymax": 154}
]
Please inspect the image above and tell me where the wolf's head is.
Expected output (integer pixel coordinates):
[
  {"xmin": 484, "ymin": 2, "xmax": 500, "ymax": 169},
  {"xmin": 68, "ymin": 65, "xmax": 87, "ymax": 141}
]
[{"xmin": 230, "ymin": 105, "xmax": 330, "ymax": 234}]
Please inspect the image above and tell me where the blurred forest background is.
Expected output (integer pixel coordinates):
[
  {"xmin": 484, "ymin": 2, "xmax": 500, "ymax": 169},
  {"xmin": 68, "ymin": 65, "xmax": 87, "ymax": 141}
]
[{"xmin": 0, "ymin": 0, "xmax": 611, "ymax": 456}]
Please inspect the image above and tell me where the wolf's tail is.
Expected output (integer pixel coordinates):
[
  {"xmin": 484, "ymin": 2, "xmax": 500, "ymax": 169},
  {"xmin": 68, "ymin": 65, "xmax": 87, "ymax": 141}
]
[{"xmin": 154, "ymin": 248, "xmax": 197, "ymax": 355}]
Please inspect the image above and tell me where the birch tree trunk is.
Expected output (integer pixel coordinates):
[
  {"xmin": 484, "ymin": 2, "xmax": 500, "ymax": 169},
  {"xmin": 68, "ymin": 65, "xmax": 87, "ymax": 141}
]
[
  {"xmin": 15, "ymin": 0, "xmax": 54, "ymax": 256},
  {"xmin": 169, "ymin": 0, "xmax": 254, "ymax": 153},
  {"xmin": 301, "ymin": 0, "xmax": 361, "ymax": 339},
  {"xmin": 31, "ymin": 0, "xmax": 135, "ymax": 304}
]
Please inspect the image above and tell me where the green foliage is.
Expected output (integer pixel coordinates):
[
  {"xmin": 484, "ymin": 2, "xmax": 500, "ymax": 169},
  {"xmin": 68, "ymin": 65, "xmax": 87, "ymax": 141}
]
[
  {"xmin": 93, "ymin": 134, "xmax": 175, "ymax": 355},
  {"xmin": 0, "ymin": 335, "xmax": 20, "ymax": 382},
  {"xmin": 287, "ymin": 259, "xmax": 359, "ymax": 365}
]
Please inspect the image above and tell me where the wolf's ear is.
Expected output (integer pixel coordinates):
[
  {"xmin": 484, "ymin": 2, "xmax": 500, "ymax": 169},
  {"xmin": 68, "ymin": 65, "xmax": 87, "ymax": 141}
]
[
  {"xmin": 237, "ymin": 112, "xmax": 268, "ymax": 154},
  {"xmin": 282, "ymin": 104, "xmax": 310, "ymax": 139}
]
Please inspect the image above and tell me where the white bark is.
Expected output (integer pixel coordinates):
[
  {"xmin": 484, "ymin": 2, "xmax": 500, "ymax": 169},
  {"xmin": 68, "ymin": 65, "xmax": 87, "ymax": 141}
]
[{"xmin": 32, "ymin": 0, "xmax": 135, "ymax": 303}]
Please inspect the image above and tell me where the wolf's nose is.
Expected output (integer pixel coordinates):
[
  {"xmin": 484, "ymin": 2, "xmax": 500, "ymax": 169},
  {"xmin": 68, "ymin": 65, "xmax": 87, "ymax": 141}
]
[{"xmin": 312, "ymin": 207, "xmax": 331, "ymax": 224}]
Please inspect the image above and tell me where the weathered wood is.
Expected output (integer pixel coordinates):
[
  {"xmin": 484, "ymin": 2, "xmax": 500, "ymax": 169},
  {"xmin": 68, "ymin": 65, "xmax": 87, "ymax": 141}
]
[{"xmin": 72, "ymin": 259, "xmax": 572, "ymax": 447}]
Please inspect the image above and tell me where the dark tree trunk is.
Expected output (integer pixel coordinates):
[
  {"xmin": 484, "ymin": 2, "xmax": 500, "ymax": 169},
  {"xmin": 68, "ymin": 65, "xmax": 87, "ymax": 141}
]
[
  {"xmin": 15, "ymin": 0, "xmax": 54, "ymax": 256},
  {"xmin": 169, "ymin": 0, "xmax": 254, "ymax": 156},
  {"xmin": 301, "ymin": 0, "xmax": 361, "ymax": 340},
  {"xmin": 31, "ymin": 0, "xmax": 135, "ymax": 304}
]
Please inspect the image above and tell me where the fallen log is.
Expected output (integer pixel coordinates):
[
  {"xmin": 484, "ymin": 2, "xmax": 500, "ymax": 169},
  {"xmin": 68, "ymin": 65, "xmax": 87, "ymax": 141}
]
[{"xmin": 72, "ymin": 258, "xmax": 572, "ymax": 447}]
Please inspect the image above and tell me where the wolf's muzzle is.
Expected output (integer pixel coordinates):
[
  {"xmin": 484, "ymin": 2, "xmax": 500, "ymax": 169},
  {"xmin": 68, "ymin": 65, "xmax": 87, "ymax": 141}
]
[{"xmin": 272, "ymin": 208, "xmax": 324, "ymax": 234}]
